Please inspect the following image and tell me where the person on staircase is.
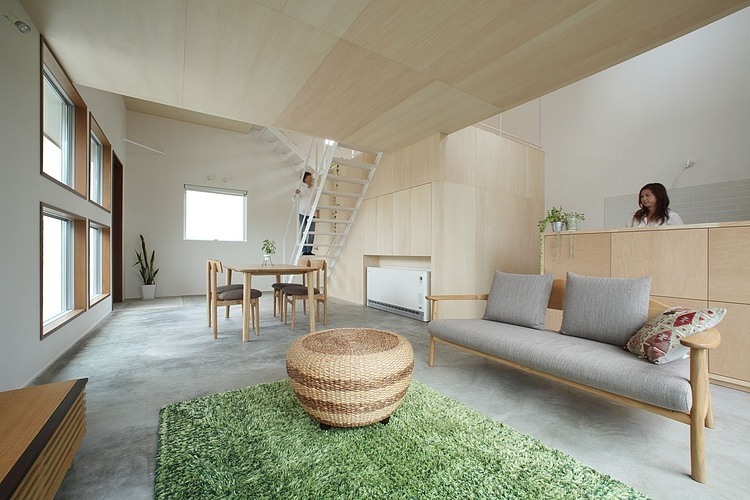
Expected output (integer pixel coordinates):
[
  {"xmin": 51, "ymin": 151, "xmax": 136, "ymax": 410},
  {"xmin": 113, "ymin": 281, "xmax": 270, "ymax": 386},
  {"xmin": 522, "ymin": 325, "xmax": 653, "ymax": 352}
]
[{"xmin": 293, "ymin": 172, "xmax": 318, "ymax": 256}]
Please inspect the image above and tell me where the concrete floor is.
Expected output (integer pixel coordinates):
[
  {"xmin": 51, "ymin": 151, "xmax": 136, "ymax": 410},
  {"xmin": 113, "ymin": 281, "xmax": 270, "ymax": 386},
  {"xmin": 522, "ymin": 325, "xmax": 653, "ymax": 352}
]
[{"xmin": 35, "ymin": 295, "xmax": 750, "ymax": 499}]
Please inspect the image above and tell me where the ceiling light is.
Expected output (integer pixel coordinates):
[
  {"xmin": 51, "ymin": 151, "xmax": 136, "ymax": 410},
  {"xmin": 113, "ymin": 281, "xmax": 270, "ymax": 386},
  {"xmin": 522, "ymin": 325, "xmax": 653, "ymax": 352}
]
[
  {"xmin": 15, "ymin": 20, "xmax": 31, "ymax": 34},
  {"xmin": 3, "ymin": 13, "xmax": 31, "ymax": 34}
]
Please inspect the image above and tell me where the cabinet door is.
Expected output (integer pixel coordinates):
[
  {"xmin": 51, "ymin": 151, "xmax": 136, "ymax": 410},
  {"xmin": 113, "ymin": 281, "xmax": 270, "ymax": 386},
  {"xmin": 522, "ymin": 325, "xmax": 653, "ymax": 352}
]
[
  {"xmin": 708, "ymin": 301, "xmax": 750, "ymax": 383},
  {"xmin": 410, "ymin": 184, "xmax": 432, "ymax": 256},
  {"xmin": 375, "ymin": 194, "xmax": 393, "ymax": 255},
  {"xmin": 544, "ymin": 233, "xmax": 611, "ymax": 279},
  {"xmin": 709, "ymin": 227, "xmax": 750, "ymax": 303},
  {"xmin": 611, "ymin": 229, "xmax": 707, "ymax": 300},
  {"xmin": 391, "ymin": 189, "xmax": 411, "ymax": 255},
  {"xmin": 362, "ymin": 198, "xmax": 378, "ymax": 253}
]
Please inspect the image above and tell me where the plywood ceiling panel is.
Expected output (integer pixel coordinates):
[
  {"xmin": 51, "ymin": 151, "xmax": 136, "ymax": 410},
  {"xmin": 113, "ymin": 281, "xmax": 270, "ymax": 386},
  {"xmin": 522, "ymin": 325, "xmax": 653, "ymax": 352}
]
[
  {"xmin": 19, "ymin": 0, "xmax": 750, "ymax": 152},
  {"xmin": 342, "ymin": 81, "xmax": 499, "ymax": 152},
  {"xmin": 22, "ymin": 0, "xmax": 187, "ymax": 107},
  {"xmin": 124, "ymin": 97, "xmax": 254, "ymax": 133},
  {"xmin": 182, "ymin": 0, "xmax": 339, "ymax": 125},
  {"xmin": 274, "ymin": 40, "xmax": 433, "ymax": 140}
]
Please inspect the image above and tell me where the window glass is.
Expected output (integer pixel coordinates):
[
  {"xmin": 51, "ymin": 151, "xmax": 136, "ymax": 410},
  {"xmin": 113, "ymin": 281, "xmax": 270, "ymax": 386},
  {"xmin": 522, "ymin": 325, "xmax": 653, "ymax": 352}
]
[
  {"xmin": 184, "ymin": 186, "xmax": 246, "ymax": 241},
  {"xmin": 43, "ymin": 213, "xmax": 73, "ymax": 323},
  {"xmin": 42, "ymin": 71, "xmax": 74, "ymax": 185},
  {"xmin": 90, "ymin": 133, "xmax": 103, "ymax": 204},
  {"xmin": 89, "ymin": 226, "xmax": 102, "ymax": 297}
]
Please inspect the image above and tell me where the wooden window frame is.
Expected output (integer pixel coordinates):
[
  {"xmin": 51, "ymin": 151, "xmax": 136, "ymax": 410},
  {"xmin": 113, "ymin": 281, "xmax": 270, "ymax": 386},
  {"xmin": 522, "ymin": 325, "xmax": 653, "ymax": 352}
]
[
  {"xmin": 88, "ymin": 115, "xmax": 112, "ymax": 211},
  {"xmin": 41, "ymin": 204, "xmax": 87, "ymax": 339},
  {"xmin": 88, "ymin": 220, "xmax": 111, "ymax": 307},
  {"xmin": 41, "ymin": 37, "xmax": 87, "ymax": 198}
]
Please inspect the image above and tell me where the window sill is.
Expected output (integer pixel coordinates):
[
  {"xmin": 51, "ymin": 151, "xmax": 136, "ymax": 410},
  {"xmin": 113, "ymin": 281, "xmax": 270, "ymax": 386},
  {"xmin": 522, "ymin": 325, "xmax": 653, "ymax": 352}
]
[
  {"xmin": 89, "ymin": 294, "xmax": 110, "ymax": 308},
  {"xmin": 42, "ymin": 308, "xmax": 85, "ymax": 339}
]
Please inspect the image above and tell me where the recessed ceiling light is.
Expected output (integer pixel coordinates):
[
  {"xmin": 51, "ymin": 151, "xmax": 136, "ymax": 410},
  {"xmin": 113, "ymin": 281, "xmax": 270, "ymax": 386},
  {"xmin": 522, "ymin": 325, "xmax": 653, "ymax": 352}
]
[{"xmin": 15, "ymin": 20, "xmax": 31, "ymax": 34}]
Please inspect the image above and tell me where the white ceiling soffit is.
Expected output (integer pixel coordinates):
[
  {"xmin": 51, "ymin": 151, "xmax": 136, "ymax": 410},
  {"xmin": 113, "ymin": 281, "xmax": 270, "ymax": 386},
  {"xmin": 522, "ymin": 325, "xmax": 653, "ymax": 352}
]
[{"xmin": 21, "ymin": 0, "xmax": 750, "ymax": 152}]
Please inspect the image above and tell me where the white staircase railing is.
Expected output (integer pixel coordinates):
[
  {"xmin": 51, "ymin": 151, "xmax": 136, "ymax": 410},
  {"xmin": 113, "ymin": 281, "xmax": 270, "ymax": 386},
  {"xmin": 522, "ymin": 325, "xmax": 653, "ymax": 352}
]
[{"xmin": 257, "ymin": 127, "xmax": 382, "ymax": 280}]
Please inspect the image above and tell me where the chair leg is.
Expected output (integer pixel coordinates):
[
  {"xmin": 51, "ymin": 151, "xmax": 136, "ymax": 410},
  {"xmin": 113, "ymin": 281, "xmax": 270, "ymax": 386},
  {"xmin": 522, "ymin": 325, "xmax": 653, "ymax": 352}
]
[
  {"xmin": 207, "ymin": 294, "xmax": 211, "ymax": 327},
  {"xmin": 211, "ymin": 302, "xmax": 218, "ymax": 339},
  {"xmin": 323, "ymin": 298, "xmax": 328, "ymax": 326},
  {"xmin": 225, "ymin": 304, "xmax": 230, "ymax": 319},
  {"xmin": 273, "ymin": 290, "xmax": 278, "ymax": 318},
  {"xmin": 255, "ymin": 299, "xmax": 260, "ymax": 335},
  {"xmin": 303, "ymin": 299, "xmax": 306, "ymax": 315},
  {"xmin": 250, "ymin": 301, "xmax": 255, "ymax": 332},
  {"xmin": 291, "ymin": 298, "xmax": 296, "ymax": 330}
]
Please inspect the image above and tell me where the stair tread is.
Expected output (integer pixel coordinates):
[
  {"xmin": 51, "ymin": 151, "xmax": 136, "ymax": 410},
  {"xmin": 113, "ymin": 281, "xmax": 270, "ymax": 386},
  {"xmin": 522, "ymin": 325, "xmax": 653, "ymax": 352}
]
[
  {"xmin": 327, "ymin": 174, "xmax": 369, "ymax": 184},
  {"xmin": 332, "ymin": 157, "xmax": 376, "ymax": 170},
  {"xmin": 321, "ymin": 190, "xmax": 361, "ymax": 198},
  {"xmin": 317, "ymin": 205, "xmax": 355, "ymax": 211}
]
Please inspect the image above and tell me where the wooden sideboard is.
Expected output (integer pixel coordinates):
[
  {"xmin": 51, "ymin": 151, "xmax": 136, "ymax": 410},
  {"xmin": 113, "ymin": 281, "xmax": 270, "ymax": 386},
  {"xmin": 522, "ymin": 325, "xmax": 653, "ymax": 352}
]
[
  {"xmin": 0, "ymin": 378, "xmax": 88, "ymax": 499},
  {"xmin": 544, "ymin": 222, "xmax": 750, "ymax": 391}
]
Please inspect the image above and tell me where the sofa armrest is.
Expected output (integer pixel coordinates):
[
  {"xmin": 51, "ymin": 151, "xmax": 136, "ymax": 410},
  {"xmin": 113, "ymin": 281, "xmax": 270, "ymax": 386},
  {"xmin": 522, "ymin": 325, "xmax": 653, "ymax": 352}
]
[
  {"xmin": 680, "ymin": 328, "xmax": 721, "ymax": 350},
  {"xmin": 426, "ymin": 294, "xmax": 488, "ymax": 321}
]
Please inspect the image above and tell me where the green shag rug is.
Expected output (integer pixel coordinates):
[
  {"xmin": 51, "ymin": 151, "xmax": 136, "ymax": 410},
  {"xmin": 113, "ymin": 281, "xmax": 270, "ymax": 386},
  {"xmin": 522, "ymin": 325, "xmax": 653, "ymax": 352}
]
[{"xmin": 155, "ymin": 380, "xmax": 647, "ymax": 499}]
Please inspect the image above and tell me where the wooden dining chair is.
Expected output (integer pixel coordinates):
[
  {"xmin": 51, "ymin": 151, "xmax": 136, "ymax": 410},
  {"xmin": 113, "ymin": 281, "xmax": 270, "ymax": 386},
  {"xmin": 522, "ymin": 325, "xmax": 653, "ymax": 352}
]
[
  {"xmin": 282, "ymin": 259, "xmax": 327, "ymax": 330},
  {"xmin": 206, "ymin": 259, "xmax": 261, "ymax": 338},
  {"xmin": 271, "ymin": 257, "xmax": 312, "ymax": 320}
]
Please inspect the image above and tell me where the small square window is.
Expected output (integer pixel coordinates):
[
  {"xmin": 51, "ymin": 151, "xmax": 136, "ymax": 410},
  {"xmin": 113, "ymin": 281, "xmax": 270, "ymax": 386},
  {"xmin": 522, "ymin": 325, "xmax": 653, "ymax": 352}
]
[{"xmin": 184, "ymin": 185, "xmax": 247, "ymax": 241}]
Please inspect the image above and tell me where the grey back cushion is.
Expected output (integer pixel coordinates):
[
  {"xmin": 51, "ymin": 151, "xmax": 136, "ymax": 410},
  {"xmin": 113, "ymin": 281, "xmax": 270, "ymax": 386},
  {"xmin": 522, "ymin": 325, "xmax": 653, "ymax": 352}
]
[
  {"xmin": 483, "ymin": 271, "xmax": 554, "ymax": 330},
  {"xmin": 561, "ymin": 272, "xmax": 652, "ymax": 346}
]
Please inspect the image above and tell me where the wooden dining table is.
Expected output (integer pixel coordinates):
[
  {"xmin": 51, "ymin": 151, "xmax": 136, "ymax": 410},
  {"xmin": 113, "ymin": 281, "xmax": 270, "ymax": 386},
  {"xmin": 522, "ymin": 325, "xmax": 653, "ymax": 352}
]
[{"xmin": 226, "ymin": 264, "xmax": 317, "ymax": 342}]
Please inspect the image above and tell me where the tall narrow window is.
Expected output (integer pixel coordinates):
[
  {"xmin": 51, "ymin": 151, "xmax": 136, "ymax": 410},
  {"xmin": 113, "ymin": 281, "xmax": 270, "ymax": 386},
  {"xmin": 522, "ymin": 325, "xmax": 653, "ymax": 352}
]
[
  {"xmin": 89, "ymin": 225, "xmax": 102, "ymax": 298},
  {"xmin": 184, "ymin": 185, "xmax": 247, "ymax": 241},
  {"xmin": 42, "ymin": 38, "xmax": 87, "ymax": 196},
  {"xmin": 88, "ymin": 115, "xmax": 112, "ymax": 209},
  {"xmin": 42, "ymin": 71, "xmax": 74, "ymax": 185},
  {"xmin": 43, "ymin": 211, "xmax": 74, "ymax": 323},
  {"xmin": 41, "ymin": 204, "xmax": 87, "ymax": 337}
]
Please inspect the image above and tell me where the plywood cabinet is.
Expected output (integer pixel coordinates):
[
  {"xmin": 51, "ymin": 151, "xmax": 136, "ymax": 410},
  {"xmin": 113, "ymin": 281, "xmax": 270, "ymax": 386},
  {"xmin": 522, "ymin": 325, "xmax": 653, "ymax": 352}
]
[
  {"xmin": 544, "ymin": 223, "xmax": 750, "ymax": 390},
  {"xmin": 611, "ymin": 229, "xmax": 707, "ymax": 300},
  {"xmin": 365, "ymin": 184, "xmax": 432, "ymax": 257}
]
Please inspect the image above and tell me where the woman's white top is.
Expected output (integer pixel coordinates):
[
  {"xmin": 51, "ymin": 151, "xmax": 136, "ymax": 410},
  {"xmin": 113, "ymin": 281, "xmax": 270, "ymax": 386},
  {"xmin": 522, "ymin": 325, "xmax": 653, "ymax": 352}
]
[
  {"xmin": 628, "ymin": 210, "xmax": 684, "ymax": 227},
  {"xmin": 293, "ymin": 185, "xmax": 315, "ymax": 216}
]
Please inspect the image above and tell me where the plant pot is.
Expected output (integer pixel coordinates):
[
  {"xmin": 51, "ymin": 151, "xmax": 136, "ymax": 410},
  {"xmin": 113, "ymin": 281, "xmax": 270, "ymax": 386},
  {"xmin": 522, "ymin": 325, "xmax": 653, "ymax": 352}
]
[
  {"xmin": 262, "ymin": 254, "xmax": 273, "ymax": 266},
  {"xmin": 566, "ymin": 217, "xmax": 579, "ymax": 231},
  {"xmin": 141, "ymin": 284, "xmax": 156, "ymax": 300},
  {"xmin": 550, "ymin": 221, "xmax": 564, "ymax": 233}
]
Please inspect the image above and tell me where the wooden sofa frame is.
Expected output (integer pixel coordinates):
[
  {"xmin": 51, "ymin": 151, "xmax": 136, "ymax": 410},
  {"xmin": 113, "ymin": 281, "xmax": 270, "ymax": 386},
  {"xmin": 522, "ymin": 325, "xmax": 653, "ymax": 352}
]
[{"xmin": 426, "ymin": 279, "xmax": 721, "ymax": 483}]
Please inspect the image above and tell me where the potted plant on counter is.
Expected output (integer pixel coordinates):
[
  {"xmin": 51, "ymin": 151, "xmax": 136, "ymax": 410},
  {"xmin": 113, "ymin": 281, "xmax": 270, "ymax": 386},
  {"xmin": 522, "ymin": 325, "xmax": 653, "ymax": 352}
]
[
  {"xmin": 262, "ymin": 239, "xmax": 276, "ymax": 266},
  {"xmin": 564, "ymin": 211, "xmax": 586, "ymax": 231},
  {"xmin": 134, "ymin": 234, "xmax": 159, "ymax": 300},
  {"xmin": 538, "ymin": 207, "xmax": 566, "ymax": 233}
]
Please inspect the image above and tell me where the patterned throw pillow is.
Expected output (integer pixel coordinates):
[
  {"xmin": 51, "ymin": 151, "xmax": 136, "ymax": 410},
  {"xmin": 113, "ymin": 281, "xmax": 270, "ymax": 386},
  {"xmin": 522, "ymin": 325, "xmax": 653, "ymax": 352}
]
[{"xmin": 625, "ymin": 307, "xmax": 726, "ymax": 364}]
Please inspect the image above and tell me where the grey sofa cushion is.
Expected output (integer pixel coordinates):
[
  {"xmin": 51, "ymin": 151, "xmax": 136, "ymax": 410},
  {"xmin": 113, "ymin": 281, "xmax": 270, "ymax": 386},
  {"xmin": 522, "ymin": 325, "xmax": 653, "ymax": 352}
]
[
  {"xmin": 561, "ymin": 272, "xmax": 652, "ymax": 346},
  {"xmin": 428, "ymin": 318, "xmax": 691, "ymax": 412},
  {"xmin": 483, "ymin": 271, "xmax": 553, "ymax": 330}
]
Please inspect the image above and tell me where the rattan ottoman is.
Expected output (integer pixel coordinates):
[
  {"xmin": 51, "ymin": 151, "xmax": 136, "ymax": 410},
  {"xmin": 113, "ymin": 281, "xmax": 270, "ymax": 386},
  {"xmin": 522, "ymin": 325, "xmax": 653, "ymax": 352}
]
[{"xmin": 286, "ymin": 328, "xmax": 414, "ymax": 428}]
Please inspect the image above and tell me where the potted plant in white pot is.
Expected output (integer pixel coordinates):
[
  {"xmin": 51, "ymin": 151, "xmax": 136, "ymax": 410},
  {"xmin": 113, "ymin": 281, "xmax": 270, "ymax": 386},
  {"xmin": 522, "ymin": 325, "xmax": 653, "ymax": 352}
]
[
  {"xmin": 262, "ymin": 239, "xmax": 276, "ymax": 266},
  {"xmin": 134, "ymin": 234, "xmax": 159, "ymax": 300},
  {"xmin": 564, "ymin": 211, "xmax": 586, "ymax": 231}
]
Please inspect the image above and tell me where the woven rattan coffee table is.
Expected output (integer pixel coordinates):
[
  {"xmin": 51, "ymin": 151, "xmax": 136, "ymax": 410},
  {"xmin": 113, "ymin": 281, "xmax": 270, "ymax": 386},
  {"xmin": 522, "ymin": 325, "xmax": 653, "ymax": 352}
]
[{"xmin": 286, "ymin": 328, "xmax": 414, "ymax": 429}]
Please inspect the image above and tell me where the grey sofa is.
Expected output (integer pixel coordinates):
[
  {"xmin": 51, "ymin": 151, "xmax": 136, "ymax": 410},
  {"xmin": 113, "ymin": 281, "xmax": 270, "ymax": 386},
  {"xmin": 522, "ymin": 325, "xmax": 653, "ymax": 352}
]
[{"xmin": 426, "ymin": 273, "xmax": 721, "ymax": 483}]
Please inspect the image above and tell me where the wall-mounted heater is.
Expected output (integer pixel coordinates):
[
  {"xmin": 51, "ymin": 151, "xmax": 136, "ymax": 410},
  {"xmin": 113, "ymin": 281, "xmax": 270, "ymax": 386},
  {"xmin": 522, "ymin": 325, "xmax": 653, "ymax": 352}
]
[{"xmin": 366, "ymin": 267, "xmax": 431, "ymax": 322}]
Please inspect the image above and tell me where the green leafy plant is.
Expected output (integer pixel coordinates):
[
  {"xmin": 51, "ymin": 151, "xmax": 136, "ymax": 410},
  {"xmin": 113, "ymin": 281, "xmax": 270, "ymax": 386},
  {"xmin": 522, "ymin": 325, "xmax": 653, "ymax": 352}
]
[
  {"xmin": 537, "ymin": 207, "xmax": 566, "ymax": 232},
  {"xmin": 262, "ymin": 239, "xmax": 277, "ymax": 256},
  {"xmin": 134, "ymin": 234, "xmax": 159, "ymax": 285},
  {"xmin": 564, "ymin": 211, "xmax": 586, "ymax": 222}
]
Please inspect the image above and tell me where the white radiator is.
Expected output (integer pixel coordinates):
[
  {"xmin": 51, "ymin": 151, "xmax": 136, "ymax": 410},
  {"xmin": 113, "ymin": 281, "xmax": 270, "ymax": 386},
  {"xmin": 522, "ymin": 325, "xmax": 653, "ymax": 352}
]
[{"xmin": 366, "ymin": 267, "xmax": 431, "ymax": 322}]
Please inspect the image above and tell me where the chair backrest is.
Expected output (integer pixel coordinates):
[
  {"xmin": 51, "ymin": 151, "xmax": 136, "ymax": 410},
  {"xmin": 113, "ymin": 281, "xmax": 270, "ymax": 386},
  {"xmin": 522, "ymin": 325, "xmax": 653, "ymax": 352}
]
[
  {"xmin": 547, "ymin": 278, "xmax": 669, "ymax": 321},
  {"xmin": 207, "ymin": 259, "xmax": 225, "ymax": 294},
  {"xmin": 305, "ymin": 259, "xmax": 327, "ymax": 293}
]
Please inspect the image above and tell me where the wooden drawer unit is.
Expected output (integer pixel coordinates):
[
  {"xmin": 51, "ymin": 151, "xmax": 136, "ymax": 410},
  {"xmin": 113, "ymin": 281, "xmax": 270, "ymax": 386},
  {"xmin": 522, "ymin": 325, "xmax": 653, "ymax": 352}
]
[
  {"xmin": 709, "ymin": 226, "xmax": 750, "ymax": 304},
  {"xmin": 0, "ymin": 379, "xmax": 87, "ymax": 499},
  {"xmin": 544, "ymin": 233, "xmax": 611, "ymax": 279}
]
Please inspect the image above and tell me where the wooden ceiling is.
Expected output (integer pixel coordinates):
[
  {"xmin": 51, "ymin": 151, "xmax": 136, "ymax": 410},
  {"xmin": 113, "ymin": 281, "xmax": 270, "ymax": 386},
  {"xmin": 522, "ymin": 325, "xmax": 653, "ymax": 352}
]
[{"xmin": 21, "ymin": 0, "xmax": 749, "ymax": 152}]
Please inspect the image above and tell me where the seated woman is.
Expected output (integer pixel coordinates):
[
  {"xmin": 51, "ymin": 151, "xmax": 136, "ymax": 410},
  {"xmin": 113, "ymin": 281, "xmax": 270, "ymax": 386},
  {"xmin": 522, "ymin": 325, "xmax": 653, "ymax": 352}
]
[{"xmin": 628, "ymin": 182, "xmax": 684, "ymax": 227}]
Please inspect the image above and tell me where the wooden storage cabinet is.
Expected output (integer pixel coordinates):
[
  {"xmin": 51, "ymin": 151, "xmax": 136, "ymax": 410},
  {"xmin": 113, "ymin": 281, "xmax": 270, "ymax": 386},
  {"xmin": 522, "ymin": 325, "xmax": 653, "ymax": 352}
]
[
  {"xmin": 545, "ymin": 223, "xmax": 750, "ymax": 390},
  {"xmin": 0, "ymin": 379, "xmax": 87, "ymax": 499}
]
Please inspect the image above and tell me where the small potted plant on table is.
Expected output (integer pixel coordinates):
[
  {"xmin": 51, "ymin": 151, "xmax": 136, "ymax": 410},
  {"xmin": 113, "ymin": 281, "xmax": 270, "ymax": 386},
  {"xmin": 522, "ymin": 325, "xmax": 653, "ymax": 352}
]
[
  {"xmin": 538, "ymin": 207, "xmax": 566, "ymax": 233},
  {"xmin": 134, "ymin": 234, "xmax": 159, "ymax": 300},
  {"xmin": 262, "ymin": 239, "xmax": 276, "ymax": 266}
]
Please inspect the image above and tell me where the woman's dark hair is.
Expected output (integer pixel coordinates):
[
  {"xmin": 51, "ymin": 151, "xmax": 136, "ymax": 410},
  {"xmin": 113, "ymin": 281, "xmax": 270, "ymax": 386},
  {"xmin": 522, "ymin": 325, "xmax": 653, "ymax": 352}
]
[
  {"xmin": 632, "ymin": 182, "xmax": 670, "ymax": 225},
  {"xmin": 302, "ymin": 172, "xmax": 312, "ymax": 182}
]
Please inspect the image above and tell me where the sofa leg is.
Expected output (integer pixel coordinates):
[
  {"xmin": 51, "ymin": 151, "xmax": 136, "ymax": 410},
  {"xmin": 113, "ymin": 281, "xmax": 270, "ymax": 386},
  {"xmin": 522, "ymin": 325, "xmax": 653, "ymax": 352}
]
[
  {"xmin": 428, "ymin": 336, "xmax": 435, "ymax": 367},
  {"xmin": 705, "ymin": 384, "xmax": 715, "ymax": 429},
  {"xmin": 690, "ymin": 349, "xmax": 709, "ymax": 483}
]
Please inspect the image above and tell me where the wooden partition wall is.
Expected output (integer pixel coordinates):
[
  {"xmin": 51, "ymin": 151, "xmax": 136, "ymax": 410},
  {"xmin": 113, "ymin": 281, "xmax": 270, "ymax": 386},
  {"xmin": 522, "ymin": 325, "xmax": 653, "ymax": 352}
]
[
  {"xmin": 544, "ymin": 223, "xmax": 750, "ymax": 391},
  {"xmin": 327, "ymin": 126, "xmax": 545, "ymax": 318}
]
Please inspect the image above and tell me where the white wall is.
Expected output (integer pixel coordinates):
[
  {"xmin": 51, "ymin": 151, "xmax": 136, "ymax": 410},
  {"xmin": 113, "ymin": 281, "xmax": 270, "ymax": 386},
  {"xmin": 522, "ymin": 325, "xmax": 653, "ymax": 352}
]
[
  {"xmin": 124, "ymin": 112, "xmax": 301, "ymax": 298},
  {"xmin": 0, "ymin": 0, "xmax": 125, "ymax": 390},
  {"xmin": 504, "ymin": 7, "xmax": 750, "ymax": 229}
]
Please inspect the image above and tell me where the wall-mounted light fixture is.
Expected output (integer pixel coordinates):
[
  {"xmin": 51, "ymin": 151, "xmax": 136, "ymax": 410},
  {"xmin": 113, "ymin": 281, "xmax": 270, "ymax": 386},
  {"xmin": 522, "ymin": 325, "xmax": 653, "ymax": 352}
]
[{"xmin": 3, "ymin": 13, "xmax": 31, "ymax": 34}]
